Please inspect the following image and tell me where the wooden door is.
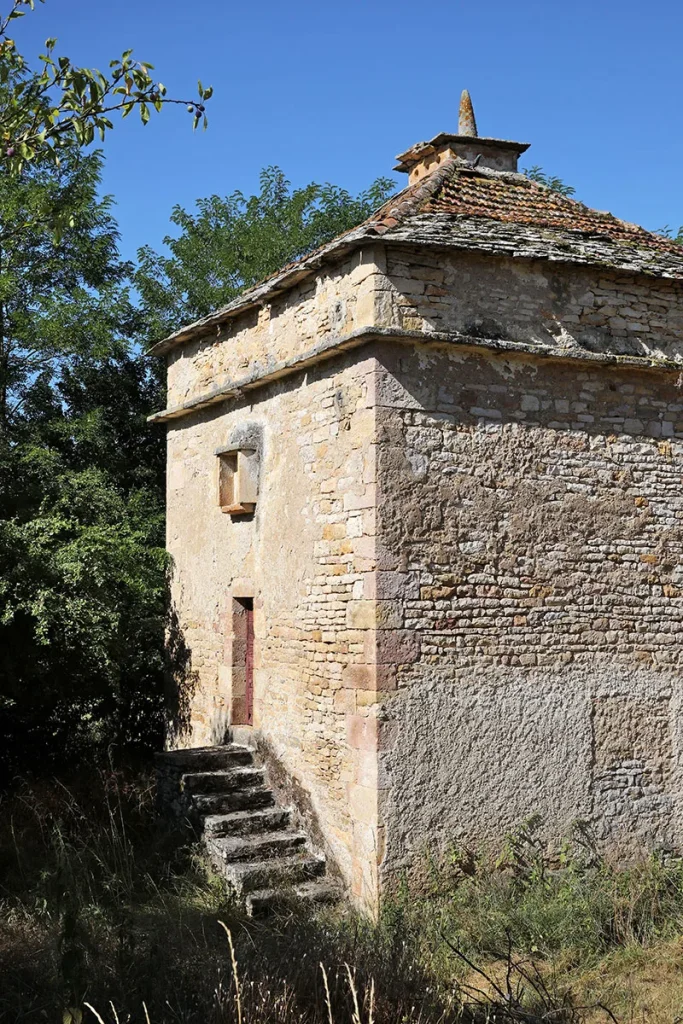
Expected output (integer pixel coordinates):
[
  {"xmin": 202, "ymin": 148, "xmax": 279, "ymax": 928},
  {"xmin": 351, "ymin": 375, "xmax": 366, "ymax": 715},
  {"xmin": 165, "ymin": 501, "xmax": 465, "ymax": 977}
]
[
  {"xmin": 232, "ymin": 597, "xmax": 254, "ymax": 726},
  {"xmin": 244, "ymin": 600, "xmax": 254, "ymax": 726}
]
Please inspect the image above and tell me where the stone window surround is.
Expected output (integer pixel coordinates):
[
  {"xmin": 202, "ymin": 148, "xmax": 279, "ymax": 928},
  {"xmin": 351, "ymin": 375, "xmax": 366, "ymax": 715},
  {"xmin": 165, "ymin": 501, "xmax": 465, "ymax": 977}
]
[{"xmin": 215, "ymin": 443, "xmax": 259, "ymax": 515}]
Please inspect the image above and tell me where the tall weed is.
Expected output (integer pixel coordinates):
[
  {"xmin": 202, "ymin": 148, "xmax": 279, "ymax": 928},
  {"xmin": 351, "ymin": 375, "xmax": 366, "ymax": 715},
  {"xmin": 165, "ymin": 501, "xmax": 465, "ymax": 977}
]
[{"xmin": 3, "ymin": 773, "xmax": 682, "ymax": 1022}]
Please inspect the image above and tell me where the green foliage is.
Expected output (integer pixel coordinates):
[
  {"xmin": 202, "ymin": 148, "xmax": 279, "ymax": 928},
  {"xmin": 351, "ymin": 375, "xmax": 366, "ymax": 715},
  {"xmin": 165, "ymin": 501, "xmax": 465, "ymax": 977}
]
[
  {"xmin": 523, "ymin": 165, "xmax": 576, "ymax": 197},
  {"xmin": 0, "ymin": 150, "xmax": 135, "ymax": 432},
  {"xmin": 136, "ymin": 166, "xmax": 396, "ymax": 341},
  {"xmin": 387, "ymin": 818, "xmax": 683, "ymax": 971},
  {"xmin": 0, "ymin": 153, "xmax": 167, "ymax": 774},
  {"xmin": 656, "ymin": 224, "xmax": 683, "ymax": 245},
  {"xmin": 0, "ymin": 465, "xmax": 167, "ymax": 764},
  {"xmin": 3, "ymin": 781, "xmax": 683, "ymax": 1023},
  {"xmin": 0, "ymin": 0, "xmax": 212, "ymax": 175}
]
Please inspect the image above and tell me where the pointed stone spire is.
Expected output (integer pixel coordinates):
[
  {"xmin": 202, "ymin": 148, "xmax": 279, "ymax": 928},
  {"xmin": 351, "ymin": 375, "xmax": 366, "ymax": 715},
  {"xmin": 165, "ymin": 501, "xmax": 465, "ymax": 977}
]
[
  {"xmin": 394, "ymin": 91, "xmax": 529, "ymax": 182},
  {"xmin": 458, "ymin": 89, "xmax": 478, "ymax": 137}
]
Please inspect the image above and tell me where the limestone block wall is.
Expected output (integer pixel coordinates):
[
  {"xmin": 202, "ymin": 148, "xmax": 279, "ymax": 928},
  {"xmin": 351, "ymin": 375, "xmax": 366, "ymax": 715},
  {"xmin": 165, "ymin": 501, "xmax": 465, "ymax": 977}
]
[
  {"xmin": 165, "ymin": 350, "xmax": 383, "ymax": 906},
  {"xmin": 374, "ymin": 340, "xmax": 683, "ymax": 881},
  {"xmin": 166, "ymin": 246, "xmax": 386, "ymax": 409},
  {"xmin": 380, "ymin": 246, "xmax": 683, "ymax": 362}
]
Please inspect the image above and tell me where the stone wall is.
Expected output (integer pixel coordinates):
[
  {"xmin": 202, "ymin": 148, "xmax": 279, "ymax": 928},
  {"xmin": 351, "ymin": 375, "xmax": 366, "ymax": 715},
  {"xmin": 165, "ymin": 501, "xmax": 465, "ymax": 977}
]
[
  {"xmin": 161, "ymin": 230, "xmax": 683, "ymax": 905},
  {"xmin": 381, "ymin": 246, "xmax": 683, "ymax": 362},
  {"xmin": 166, "ymin": 247, "xmax": 385, "ymax": 409},
  {"xmin": 165, "ymin": 349, "xmax": 383, "ymax": 906},
  {"xmin": 374, "ymin": 340, "xmax": 683, "ymax": 881}
]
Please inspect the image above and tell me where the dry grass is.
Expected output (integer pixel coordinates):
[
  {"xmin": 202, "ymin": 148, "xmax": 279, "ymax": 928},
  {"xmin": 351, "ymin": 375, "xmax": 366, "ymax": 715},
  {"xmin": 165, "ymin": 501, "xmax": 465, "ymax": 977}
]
[
  {"xmin": 570, "ymin": 941, "xmax": 683, "ymax": 1023},
  {"xmin": 3, "ymin": 774, "xmax": 683, "ymax": 1023}
]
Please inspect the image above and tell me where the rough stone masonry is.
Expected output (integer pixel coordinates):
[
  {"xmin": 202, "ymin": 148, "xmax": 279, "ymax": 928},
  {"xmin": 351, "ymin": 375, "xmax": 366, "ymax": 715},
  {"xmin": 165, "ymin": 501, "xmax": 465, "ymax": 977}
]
[{"xmin": 150, "ymin": 91, "xmax": 683, "ymax": 911}]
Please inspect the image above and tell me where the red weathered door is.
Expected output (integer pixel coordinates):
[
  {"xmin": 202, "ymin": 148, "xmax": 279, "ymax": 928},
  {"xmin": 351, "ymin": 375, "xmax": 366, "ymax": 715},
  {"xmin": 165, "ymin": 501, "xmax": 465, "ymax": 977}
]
[{"xmin": 244, "ymin": 600, "xmax": 254, "ymax": 726}]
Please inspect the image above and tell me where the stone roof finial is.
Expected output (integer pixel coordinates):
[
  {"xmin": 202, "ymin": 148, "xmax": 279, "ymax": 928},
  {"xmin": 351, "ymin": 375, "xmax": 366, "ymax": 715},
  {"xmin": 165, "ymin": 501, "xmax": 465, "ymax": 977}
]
[{"xmin": 458, "ymin": 89, "xmax": 478, "ymax": 137}]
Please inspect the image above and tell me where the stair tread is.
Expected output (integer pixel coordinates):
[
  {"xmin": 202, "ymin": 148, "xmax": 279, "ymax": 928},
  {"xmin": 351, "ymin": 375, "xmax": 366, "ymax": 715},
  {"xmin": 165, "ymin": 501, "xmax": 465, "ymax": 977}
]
[
  {"xmin": 193, "ymin": 786, "xmax": 275, "ymax": 812},
  {"xmin": 217, "ymin": 852, "xmax": 326, "ymax": 894},
  {"xmin": 194, "ymin": 788, "xmax": 271, "ymax": 800},
  {"xmin": 204, "ymin": 806, "xmax": 289, "ymax": 827},
  {"xmin": 245, "ymin": 878, "xmax": 341, "ymax": 916},
  {"xmin": 156, "ymin": 744, "xmax": 251, "ymax": 761},
  {"xmin": 225, "ymin": 852, "xmax": 323, "ymax": 876},
  {"xmin": 249, "ymin": 878, "xmax": 341, "ymax": 899},
  {"xmin": 182, "ymin": 767, "xmax": 262, "ymax": 780},
  {"xmin": 182, "ymin": 767, "xmax": 264, "ymax": 790},
  {"xmin": 209, "ymin": 830, "xmax": 307, "ymax": 857},
  {"xmin": 156, "ymin": 746, "xmax": 253, "ymax": 772},
  {"xmin": 194, "ymin": 783, "xmax": 270, "ymax": 797},
  {"xmin": 202, "ymin": 806, "xmax": 291, "ymax": 837}
]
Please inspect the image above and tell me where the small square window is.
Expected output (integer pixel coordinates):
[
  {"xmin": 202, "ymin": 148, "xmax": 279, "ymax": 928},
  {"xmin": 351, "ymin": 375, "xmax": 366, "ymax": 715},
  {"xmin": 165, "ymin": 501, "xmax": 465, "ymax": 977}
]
[{"xmin": 217, "ymin": 448, "xmax": 258, "ymax": 515}]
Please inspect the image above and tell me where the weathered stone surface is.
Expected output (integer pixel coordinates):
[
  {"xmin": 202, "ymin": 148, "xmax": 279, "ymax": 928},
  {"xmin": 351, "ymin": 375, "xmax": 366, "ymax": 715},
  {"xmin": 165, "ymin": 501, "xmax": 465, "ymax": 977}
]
[
  {"xmin": 157, "ymin": 133, "xmax": 683, "ymax": 914},
  {"xmin": 165, "ymin": 350, "xmax": 381, "ymax": 907},
  {"xmin": 157, "ymin": 738, "xmax": 340, "ymax": 913},
  {"xmin": 374, "ymin": 342, "xmax": 683, "ymax": 878}
]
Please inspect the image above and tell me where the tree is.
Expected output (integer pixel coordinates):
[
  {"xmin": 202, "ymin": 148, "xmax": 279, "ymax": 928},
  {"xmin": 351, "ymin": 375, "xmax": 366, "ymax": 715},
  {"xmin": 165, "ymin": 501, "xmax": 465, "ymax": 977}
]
[
  {"xmin": 0, "ymin": 0, "xmax": 213, "ymax": 775},
  {"xmin": 657, "ymin": 225, "xmax": 683, "ymax": 245},
  {"xmin": 0, "ymin": 152, "xmax": 167, "ymax": 776},
  {"xmin": 0, "ymin": 150, "xmax": 133, "ymax": 439},
  {"xmin": 524, "ymin": 167, "xmax": 683, "ymax": 244},
  {"xmin": 523, "ymin": 165, "xmax": 576, "ymax": 197},
  {"xmin": 0, "ymin": 0, "xmax": 212, "ymax": 176},
  {"xmin": 136, "ymin": 166, "xmax": 396, "ymax": 340}
]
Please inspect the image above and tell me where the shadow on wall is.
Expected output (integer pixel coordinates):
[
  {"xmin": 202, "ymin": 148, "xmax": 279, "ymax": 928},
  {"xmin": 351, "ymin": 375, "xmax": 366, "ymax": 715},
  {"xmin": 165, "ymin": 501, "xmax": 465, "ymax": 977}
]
[{"xmin": 164, "ymin": 595, "xmax": 198, "ymax": 746}]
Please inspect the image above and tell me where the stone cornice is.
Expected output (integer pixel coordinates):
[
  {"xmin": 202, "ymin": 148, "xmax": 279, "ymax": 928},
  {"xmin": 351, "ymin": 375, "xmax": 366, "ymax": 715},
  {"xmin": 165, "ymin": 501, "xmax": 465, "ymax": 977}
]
[{"xmin": 148, "ymin": 326, "xmax": 683, "ymax": 425}]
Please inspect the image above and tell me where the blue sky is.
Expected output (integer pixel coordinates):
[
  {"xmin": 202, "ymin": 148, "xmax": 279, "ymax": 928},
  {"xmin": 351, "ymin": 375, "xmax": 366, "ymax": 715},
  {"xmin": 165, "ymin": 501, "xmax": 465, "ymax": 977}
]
[{"xmin": 16, "ymin": 0, "xmax": 683, "ymax": 263}]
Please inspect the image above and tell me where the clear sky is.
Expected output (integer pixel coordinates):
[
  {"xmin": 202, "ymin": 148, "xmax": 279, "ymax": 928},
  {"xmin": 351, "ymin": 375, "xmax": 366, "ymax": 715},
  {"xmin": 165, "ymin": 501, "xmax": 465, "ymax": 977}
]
[{"xmin": 15, "ymin": 0, "xmax": 683, "ymax": 263}]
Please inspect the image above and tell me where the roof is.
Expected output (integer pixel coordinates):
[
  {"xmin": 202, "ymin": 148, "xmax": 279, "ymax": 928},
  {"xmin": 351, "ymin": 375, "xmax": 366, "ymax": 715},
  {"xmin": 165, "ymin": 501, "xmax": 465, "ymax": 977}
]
[{"xmin": 151, "ymin": 158, "xmax": 683, "ymax": 356}]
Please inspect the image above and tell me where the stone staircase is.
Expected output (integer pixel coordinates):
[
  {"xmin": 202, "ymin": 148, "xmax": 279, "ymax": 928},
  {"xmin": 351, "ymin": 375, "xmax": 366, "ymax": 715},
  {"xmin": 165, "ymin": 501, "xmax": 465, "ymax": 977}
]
[{"xmin": 155, "ymin": 742, "xmax": 341, "ymax": 916}]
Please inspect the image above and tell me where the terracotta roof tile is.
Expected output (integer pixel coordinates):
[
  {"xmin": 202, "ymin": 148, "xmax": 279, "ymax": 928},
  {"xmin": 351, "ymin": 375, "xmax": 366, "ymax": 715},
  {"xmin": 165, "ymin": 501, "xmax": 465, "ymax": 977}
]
[
  {"xmin": 151, "ymin": 158, "xmax": 683, "ymax": 353},
  {"xmin": 421, "ymin": 167, "xmax": 683, "ymax": 256}
]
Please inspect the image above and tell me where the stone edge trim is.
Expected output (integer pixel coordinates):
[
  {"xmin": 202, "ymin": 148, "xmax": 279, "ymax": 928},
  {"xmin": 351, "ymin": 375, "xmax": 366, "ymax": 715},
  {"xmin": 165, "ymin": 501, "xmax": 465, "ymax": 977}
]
[
  {"xmin": 148, "ymin": 162, "xmax": 460, "ymax": 358},
  {"xmin": 148, "ymin": 326, "xmax": 683, "ymax": 425}
]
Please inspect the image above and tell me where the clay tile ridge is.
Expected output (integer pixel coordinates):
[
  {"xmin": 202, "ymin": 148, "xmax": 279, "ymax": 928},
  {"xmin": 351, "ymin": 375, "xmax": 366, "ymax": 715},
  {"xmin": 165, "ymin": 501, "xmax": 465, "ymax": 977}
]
[{"xmin": 148, "ymin": 158, "xmax": 460, "ymax": 356}]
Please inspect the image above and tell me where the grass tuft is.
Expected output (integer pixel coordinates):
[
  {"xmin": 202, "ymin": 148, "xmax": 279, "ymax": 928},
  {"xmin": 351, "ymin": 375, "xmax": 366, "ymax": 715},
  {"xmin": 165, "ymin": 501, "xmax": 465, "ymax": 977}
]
[{"xmin": 3, "ymin": 772, "xmax": 683, "ymax": 1022}]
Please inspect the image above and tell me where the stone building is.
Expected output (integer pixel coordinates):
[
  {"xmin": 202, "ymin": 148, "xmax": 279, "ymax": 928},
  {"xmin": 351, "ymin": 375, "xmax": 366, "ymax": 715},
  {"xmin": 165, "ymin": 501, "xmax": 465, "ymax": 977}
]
[{"xmin": 151, "ymin": 92, "xmax": 683, "ymax": 910}]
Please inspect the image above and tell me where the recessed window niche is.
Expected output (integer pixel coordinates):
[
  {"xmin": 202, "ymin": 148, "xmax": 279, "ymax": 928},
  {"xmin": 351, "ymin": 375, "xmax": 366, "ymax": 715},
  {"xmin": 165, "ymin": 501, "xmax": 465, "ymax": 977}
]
[{"xmin": 216, "ymin": 446, "xmax": 259, "ymax": 515}]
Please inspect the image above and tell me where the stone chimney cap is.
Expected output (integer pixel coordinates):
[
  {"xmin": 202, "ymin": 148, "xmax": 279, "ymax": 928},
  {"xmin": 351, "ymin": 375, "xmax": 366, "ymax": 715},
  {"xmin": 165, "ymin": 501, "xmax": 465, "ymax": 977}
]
[
  {"xmin": 394, "ymin": 133, "xmax": 530, "ymax": 170},
  {"xmin": 394, "ymin": 92, "xmax": 530, "ymax": 181}
]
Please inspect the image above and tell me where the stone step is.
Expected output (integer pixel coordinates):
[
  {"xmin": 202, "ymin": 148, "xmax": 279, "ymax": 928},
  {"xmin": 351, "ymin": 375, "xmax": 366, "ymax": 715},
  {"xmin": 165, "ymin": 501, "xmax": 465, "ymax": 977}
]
[
  {"xmin": 193, "ymin": 786, "xmax": 275, "ymax": 815},
  {"xmin": 182, "ymin": 766, "xmax": 265, "ymax": 793},
  {"xmin": 203, "ymin": 806, "xmax": 292, "ymax": 837},
  {"xmin": 219, "ymin": 853, "xmax": 326, "ymax": 896},
  {"xmin": 207, "ymin": 830, "xmax": 308, "ymax": 864},
  {"xmin": 246, "ymin": 878, "xmax": 342, "ymax": 918},
  {"xmin": 155, "ymin": 745, "xmax": 253, "ymax": 771}
]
